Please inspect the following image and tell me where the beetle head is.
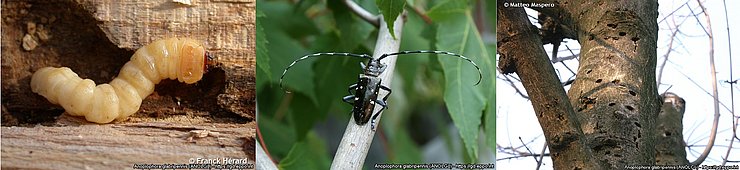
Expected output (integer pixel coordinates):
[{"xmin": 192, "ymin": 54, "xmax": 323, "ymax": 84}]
[{"xmin": 361, "ymin": 59, "xmax": 386, "ymax": 77}]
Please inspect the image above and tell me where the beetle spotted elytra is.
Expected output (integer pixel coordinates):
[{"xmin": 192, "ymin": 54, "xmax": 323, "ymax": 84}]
[
  {"xmin": 343, "ymin": 68, "xmax": 391, "ymax": 126},
  {"xmin": 280, "ymin": 50, "xmax": 482, "ymax": 130}
]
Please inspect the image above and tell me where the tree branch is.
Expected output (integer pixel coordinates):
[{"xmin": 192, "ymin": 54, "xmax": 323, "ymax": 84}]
[
  {"xmin": 256, "ymin": 141, "xmax": 278, "ymax": 170},
  {"xmin": 330, "ymin": 14, "xmax": 403, "ymax": 169},
  {"xmin": 496, "ymin": 1, "xmax": 597, "ymax": 169},
  {"xmin": 535, "ymin": 142, "xmax": 548, "ymax": 170},
  {"xmin": 721, "ymin": 0, "xmax": 737, "ymax": 165},
  {"xmin": 344, "ymin": 0, "xmax": 379, "ymax": 27},
  {"xmin": 691, "ymin": 0, "xmax": 720, "ymax": 165}
]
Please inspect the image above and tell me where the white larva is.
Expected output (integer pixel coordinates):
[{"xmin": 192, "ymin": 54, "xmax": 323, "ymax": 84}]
[{"xmin": 30, "ymin": 37, "xmax": 208, "ymax": 123}]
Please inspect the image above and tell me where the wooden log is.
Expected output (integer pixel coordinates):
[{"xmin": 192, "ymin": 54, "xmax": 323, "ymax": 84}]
[
  {"xmin": 1, "ymin": 0, "xmax": 255, "ymax": 124},
  {"xmin": 1, "ymin": 118, "xmax": 256, "ymax": 169},
  {"xmin": 1, "ymin": 0, "xmax": 255, "ymax": 169},
  {"xmin": 76, "ymin": 0, "xmax": 257, "ymax": 120}
]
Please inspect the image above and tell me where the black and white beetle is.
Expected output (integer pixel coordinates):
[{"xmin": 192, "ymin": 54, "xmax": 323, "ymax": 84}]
[{"xmin": 279, "ymin": 50, "xmax": 482, "ymax": 130}]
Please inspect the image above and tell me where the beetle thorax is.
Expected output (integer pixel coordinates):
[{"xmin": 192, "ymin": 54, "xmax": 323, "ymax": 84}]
[{"xmin": 363, "ymin": 60, "xmax": 386, "ymax": 77}]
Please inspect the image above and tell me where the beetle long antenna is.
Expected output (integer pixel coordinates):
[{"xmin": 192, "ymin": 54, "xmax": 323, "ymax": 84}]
[
  {"xmin": 378, "ymin": 50, "xmax": 483, "ymax": 86},
  {"xmin": 280, "ymin": 53, "xmax": 372, "ymax": 93}
]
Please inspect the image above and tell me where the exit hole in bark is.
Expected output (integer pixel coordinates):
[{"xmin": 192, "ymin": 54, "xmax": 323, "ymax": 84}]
[
  {"xmin": 629, "ymin": 90, "xmax": 637, "ymax": 96},
  {"xmin": 607, "ymin": 23, "xmax": 617, "ymax": 28},
  {"xmin": 579, "ymin": 97, "xmax": 597, "ymax": 112},
  {"xmin": 665, "ymin": 131, "xmax": 672, "ymax": 136},
  {"xmin": 619, "ymin": 32, "xmax": 626, "ymax": 36},
  {"xmin": 632, "ymin": 37, "xmax": 640, "ymax": 51},
  {"xmin": 556, "ymin": 112, "xmax": 565, "ymax": 120},
  {"xmin": 634, "ymin": 122, "xmax": 641, "ymax": 128},
  {"xmin": 586, "ymin": 69, "xmax": 592, "ymax": 74},
  {"xmin": 609, "ymin": 103, "xmax": 616, "ymax": 106},
  {"xmin": 596, "ymin": 79, "xmax": 603, "ymax": 83},
  {"xmin": 625, "ymin": 105, "xmax": 635, "ymax": 111}
]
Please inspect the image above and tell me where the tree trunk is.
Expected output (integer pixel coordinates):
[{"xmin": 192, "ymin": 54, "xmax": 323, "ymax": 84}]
[
  {"xmin": 497, "ymin": 0, "xmax": 598, "ymax": 169},
  {"xmin": 498, "ymin": 0, "xmax": 663, "ymax": 168},
  {"xmin": 655, "ymin": 93, "xmax": 689, "ymax": 165},
  {"xmin": 564, "ymin": 0, "xmax": 661, "ymax": 168}
]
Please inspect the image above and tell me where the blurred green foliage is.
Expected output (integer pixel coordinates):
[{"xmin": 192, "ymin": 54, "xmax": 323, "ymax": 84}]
[{"xmin": 256, "ymin": 0, "xmax": 496, "ymax": 169}]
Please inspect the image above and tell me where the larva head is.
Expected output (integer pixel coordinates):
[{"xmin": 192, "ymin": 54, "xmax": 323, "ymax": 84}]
[{"xmin": 178, "ymin": 40, "xmax": 207, "ymax": 84}]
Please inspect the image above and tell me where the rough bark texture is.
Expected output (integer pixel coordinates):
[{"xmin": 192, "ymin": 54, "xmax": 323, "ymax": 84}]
[
  {"xmin": 1, "ymin": 0, "xmax": 255, "ymax": 169},
  {"xmin": 655, "ymin": 93, "xmax": 689, "ymax": 165},
  {"xmin": 497, "ymin": 1, "xmax": 599, "ymax": 169},
  {"xmin": 2, "ymin": 0, "xmax": 255, "ymax": 125},
  {"xmin": 76, "ymin": 0, "xmax": 257, "ymax": 120},
  {"xmin": 1, "ymin": 116, "xmax": 256, "ymax": 169},
  {"xmin": 499, "ymin": 0, "xmax": 662, "ymax": 168},
  {"xmin": 564, "ymin": 0, "xmax": 661, "ymax": 168}
]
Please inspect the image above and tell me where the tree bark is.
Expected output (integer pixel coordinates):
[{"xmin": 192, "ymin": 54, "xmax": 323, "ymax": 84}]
[
  {"xmin": 498, "ymin": 0, "xmax": 662, "ymax": 168},
  {"xmin": 77, "ymin": 0, "xmax": 256, "ymax": 120},
  {"xmin": 497, "ymin": 1, "xmax": 599, "ymax": 169},
  {"xmin": 1, "ymin": 0, "xmax": 256, "ymax": 169},
  {"xmin": 563, "ymin": 0, "xmax": 661, "ymax": 167},
  {"xmin": 655, "ymin": 93, "xmax": 689, "ymax": 165},
  {"xmin": 1, "ymin": 0, "xmax": 255, "ymax": 125},
  {"xmin": 2, "ymin": 115, "xmax": 255, "ymax": 169}
]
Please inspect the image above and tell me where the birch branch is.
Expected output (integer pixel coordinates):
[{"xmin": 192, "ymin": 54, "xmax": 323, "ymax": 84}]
[
  {"xmin": 344, "ymin": 0, "xmax": 380, "ymax": 27},
  {"xmin": 330, "ymin": 14, "xmax": 403, "ymax": 169},
  {"xmin": 691, "ymin": 0, "xmax": 720, "ymax": 165},
  {"xmin": 256, "ymin": 141, "xmax": 278, "ymax": 170}
]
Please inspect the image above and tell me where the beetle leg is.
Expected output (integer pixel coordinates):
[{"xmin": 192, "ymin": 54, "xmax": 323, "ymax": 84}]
[
  {"xmin": 342, "ymin": 95, "xmax": 355, "ymax": 104},
  {"xmin": 369, "ymin": 85, "xmax": 393, "ymax": 130},
  {"xmin": 380, "ymin": 85, "xmax": 392, "ymax": 102},
  {"xmin": 348, "ymin": 83, "xmax": 358, "ymax": 95},
  {"xmin": 370, "ymin": 99, "xmax": 387, "ymax": 130}
]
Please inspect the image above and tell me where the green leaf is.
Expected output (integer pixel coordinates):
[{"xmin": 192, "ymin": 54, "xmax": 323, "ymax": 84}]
[
  {"xmin": 327, "ymin": 0, "xmax": 375, "ymax": 51},
  {"xmin": 428, "ymin": 0, "xmax": 495, "ymax": 162},
  {"xmin": 256, "ymin": 9, "xmax": 271, "ymax": 83},
  {"xmin": 312, "ymin": 56, "xmax": 365, "ymax": 115},
  {"xmin": 376, "ymin": 0, "xmax": 406, "ymax": 39},
  {"xmin": 258, "ymin": 116, "xmax": 296, "ymax": 160},
  {"xmin": 294, "ymin": 0, "xmax": 320, "ymax": 13},
  {"xmin": 288, "ymin": 92, "xmax": 321, "ymax": 141},
  {"xmin": 484, "ymin": 44, "xmax": 497, "ymax": 156},
  {"xmin": 313, "ymin": 1, "xmax": 374, "ymax": 119},
  {"xmin": 398, "ymin": 10, "xmax": 431, "ymax": 103},
  {"xmin": 259, "ymin": 0, "xmax": 324, "ymax": 145},
  {"xmin": 304, "ymin": 132, "xmax": 332, "ymax": 168},
  {"xmin": 278, "ymin": 136, "xmax": 330, "ymax": 170},
  {"xmin": 484, "ymin": 0, "xmax": 497, "ymax": 154},
  {"xmin": 390, "ymin": 129, "xmax": 423, "ymax": 163},
  {"xmin": 260, "ymin": 1, "xmax": 319, "ymax": 105}
]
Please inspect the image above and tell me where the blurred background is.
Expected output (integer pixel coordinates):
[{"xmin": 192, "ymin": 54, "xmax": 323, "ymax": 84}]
[{"xmin": 256, "ymin": 0, "xmax": 496, "ymax": 169}]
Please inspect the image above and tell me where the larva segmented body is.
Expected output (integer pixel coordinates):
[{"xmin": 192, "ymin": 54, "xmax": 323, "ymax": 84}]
[{"xmin": 30, "ymin": 37, "xmax": 207, "ymax": 123}]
